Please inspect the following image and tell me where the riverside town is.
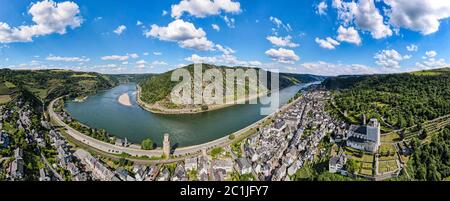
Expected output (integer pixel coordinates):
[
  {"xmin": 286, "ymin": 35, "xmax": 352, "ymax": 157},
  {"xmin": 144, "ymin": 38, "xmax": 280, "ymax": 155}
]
[{"xmin": 1, "ymin": 0, "xmax": 450, "ymax": 200}]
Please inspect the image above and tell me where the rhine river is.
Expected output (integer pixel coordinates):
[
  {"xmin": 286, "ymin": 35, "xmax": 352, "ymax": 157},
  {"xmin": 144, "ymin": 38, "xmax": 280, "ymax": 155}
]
[{"xmin": 65, "ymin": 83, "xmax": 316, "ymax": 147}]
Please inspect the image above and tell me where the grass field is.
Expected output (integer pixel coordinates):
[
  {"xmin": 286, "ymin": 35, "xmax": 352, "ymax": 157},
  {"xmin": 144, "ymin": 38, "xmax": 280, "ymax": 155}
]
[
  {"xmin": 0, "ymin": 95, "xmax": 12, "ymax": 105},
  {"xmin": 378, "ymin": 160, "xmax": 398, "ymax": 173}
]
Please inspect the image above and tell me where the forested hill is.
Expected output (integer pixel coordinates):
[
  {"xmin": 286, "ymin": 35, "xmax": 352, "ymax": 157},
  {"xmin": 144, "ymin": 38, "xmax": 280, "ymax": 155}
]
[
  {"xmin": 0, "ymin": 69, "xmax": 119, "ymax": 104},
  {"xmin": 323, "ymin": 68, "xmax": 450, "ymax": 129},
  {"xmin": 138, "ymin": 64, "xmax": 325, "ymax": 105}
]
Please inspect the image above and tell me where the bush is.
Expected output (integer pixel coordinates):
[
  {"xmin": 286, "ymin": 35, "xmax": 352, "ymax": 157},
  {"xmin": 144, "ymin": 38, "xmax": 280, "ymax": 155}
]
[
  {"xmin": 228, "ymin": 134, "xmax": 236, "ymax": 140},
  {"xmin": 141, "ymin": 138, "xmax": 154, "ymax": 150}
]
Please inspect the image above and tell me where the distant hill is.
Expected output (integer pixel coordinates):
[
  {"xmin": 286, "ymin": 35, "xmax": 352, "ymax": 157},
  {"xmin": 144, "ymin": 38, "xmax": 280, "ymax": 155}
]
[
  {"xmin": 138, "ymin": 64, "xmax": 324, "ymax": 113},
  {"xmin": 323, "ymin": 68, "xmax": 450, "ymax": 129},
  {"xmin": 0, "ymin": 69, "xmax": 119, "ymax": 104}
]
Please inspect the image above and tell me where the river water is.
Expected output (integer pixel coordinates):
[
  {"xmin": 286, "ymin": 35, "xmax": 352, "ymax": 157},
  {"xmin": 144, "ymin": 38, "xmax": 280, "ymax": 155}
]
[{"xmin": 65, "ymin": 82, "xmax": 316, "ymax": 147}]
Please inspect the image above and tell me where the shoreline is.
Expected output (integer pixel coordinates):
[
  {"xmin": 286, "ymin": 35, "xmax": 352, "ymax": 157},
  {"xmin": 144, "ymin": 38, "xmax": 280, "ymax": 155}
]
[
  {"xmin": 135, "ymin": 84, "xmax": 270, "ymax": 115},
  {"xmin": 49, "ymin": 87, "xmax": 307, "ymax": 161}
]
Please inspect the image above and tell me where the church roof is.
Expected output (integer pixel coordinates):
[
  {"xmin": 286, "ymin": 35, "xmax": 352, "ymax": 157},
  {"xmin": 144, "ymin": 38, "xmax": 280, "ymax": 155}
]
[{"xmin": 349, "ymin": 125, "xmax": 367, "ymax": 135}]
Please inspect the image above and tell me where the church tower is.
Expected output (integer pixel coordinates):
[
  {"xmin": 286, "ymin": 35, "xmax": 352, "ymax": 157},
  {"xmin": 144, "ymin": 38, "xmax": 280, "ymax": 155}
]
[{"xmin": 367, "ymin": 119, "xmax": 381, "ymax": 148}]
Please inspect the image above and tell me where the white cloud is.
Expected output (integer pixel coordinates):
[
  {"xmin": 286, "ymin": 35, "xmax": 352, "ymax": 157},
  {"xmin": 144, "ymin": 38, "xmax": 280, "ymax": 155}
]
[
  {"xmin": 212, "ymin": 24, "xmax": 220, "ymax": 31},
  {"xmin": 265, "ymin": 48, "xmax": 300, "ymax": 64},
  {"xmin": 316, "ymin": 1, "xmax": 328, "ymax": 16},
  {"xmin": 266, "ymin": 35, "xmax": 299, "ymax": 48},
  {"xmin": 179, "ymin": 37, "xmax": 215, "ymax": 51},
  {"xmin": 46, "ymin": 55, "xmax": 90, "ymax": 62},
  {"xmin": 296, "ymin": 61, "xmax": 378, "ymax": 76},
  {"xmin": 101, "ymin": 53, "xmax": 138, "ymax": 61},
  {"xmin": 425, "ymin": 50, "xmax": 437, "ymax": 58},
  {"xmin": 333, "ymin": 0, "xmax": 392, "ymax": 39},
  {"xmin": 171, "ymin": 0, "xmax": 241, "ymax": 19},
  {"xmin": 128, "ymin": 53, "xmax": 139, "ymax": 59},
  {"xmin": 315, "ymin": 37, "xmax": 340, "ymax": 50},
  {"xmin": 384, "ymin": 0, "xmax": 450, "ymax": 35},
  {"xmin": 185, "ymin": 53, "xmax": 261, "ymax": 67},
  {"xmin": 114, "ymin": 25, "xmax": 127, "ymax": 35},
  {"xmin": 162, "ymin": 10, "xmax": 168, "ymax": 16},
  {"xmin": 406, "ymin": 44, "xmax": 419, "ymax": 52},
  {"xmin": 101, "ymin": 55, "xmax": 129, "ymax": 61},
  {"xmin": 152, "ymin": 61, "xmax": 168, "ymax": 65},
  {"xmin": 0, "ymin": 0, "xmax": 83, "ymax": 43},
  {"xmin": 136, "ymin": 21, "xmax": 143, "ymax": 26},
  {"xmin": 143, "ymin": 52, "xmax": 149, "ymax": 56},
  {"xmin": 215, "ymin": 44, "xmax": 235, "ymax": 55},
  {"xmin": 336, "ymin": 26, "xmax": 362, "ymax": 45},
  {"xmin": 374, "ymin": 49, "xmax": 410, "ymax": 68},
  {"xmin": 145, "ymin": 19, "xmax": 214, "ymax": 51},
  {"xmin": 269, "ymin": 16, "xmax": 292, "ymax": 32},
  {"xmin": 354, "ymin": 0, "xmax": 392, "ymax": 39},
  {"xmin": 223, "ymin": 16, "xmax": 236, "ymax": 28},
  {"xmin": 153, "ymin": 52, "xmax": 162, "ymax": 56}
]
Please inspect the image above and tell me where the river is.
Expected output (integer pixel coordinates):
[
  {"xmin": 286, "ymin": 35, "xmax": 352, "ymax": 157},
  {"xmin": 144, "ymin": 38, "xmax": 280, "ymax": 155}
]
[{"xmin": 65, "ymin": 82, "xmax": 317, "ymax": 147}]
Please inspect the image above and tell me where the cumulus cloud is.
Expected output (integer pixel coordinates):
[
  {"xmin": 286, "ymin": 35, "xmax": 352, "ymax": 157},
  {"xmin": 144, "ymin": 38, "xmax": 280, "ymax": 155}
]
[
  {"xmin": 384, "ymin": 0, "xmax": 450, "ymax": 35},
  {"xmin": 212, "ymin": 24, "xmax": 220, "ymax": 31},
  {"xmin": 0, "ymin": 0, "xmax": 83, "ymax": 43},
  {"xmin": 145, "ymin": 19, "xmax": 214, "ymax": 51},
  {"xmin": 374, "ymin": 49, "xmax": 411, "ymax": 68},
  {"xmin": 354, "ymin": 0, "xmax": 392, "ymax": 39},
  {"xmin": 406, "ymin": 44, "xmax": 419, "ymax": 52},
  {"xmin": 416, "ymin": 51, "xmax": 448, "ymax": 69},
  {"xmin": 315, "ymin": 37, "xmax": 340, "ymax": 50},
  {"xmin": 171, "ymin": 0, "xmax": 241, "ymax": 19},
  {"xmin": 266, "ymin": 35, "xmax": 299, "ymax": 48},
  {"xmin": 337, "ymin": 26, "xmax": 362, "ymax": 45},
  {"xmin": 46, "ymin": 55, "xmax": 90, "ymax": 62},
  {"xmin": 316, "ymin": 1, "xmax": 328, "ymax": 16},
  {"xmin": 333, "ymin": 0, "xmax": 392, "ymax": 39},
  {"xmin": 265, "ymin": 48, "xmax": 300, "ymax": 64}
]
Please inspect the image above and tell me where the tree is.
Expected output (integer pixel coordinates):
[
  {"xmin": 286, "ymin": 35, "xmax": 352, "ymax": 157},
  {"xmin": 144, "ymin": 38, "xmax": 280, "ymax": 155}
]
[
  {"xmin": 141, "ymin": 138, "xmax": 154, "ymax": 150},
  {"xmin": 345, "ymin": 158, "xmax": 359, "ymax": 174},
  {"xmin": 228, "ymin": 134, "xmax": 235, "ymax": 140}
]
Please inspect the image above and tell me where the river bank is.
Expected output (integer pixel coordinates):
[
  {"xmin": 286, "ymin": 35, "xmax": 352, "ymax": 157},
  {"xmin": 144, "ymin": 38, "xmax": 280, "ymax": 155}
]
[{"xmin": 136, "ymin": 84, "xmax": 271, "ymax": 115}]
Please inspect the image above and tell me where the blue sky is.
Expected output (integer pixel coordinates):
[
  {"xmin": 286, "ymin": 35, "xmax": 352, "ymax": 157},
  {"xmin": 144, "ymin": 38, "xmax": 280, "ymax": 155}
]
[{"xmin": 0, "ymin": 0, "xmax": 450, "ymax": 75}]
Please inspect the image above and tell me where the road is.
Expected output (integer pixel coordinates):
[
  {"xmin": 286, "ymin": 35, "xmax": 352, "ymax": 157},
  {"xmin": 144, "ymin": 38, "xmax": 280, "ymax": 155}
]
[{"xmin": 48, "ymin": 98, "xmax": 272, "ymax": 160}]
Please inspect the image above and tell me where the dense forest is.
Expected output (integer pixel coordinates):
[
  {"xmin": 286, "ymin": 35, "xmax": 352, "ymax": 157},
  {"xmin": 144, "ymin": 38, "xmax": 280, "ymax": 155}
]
[
  {"xmin": 323, "ymin": 68, "xmax": 450, "ymax": 129},
  {"xmin": 409, "ymin": 126, "xmax": 450, "ymax": 181},
  {"xmin": 139, "ymin": 64, "xmax": 324, "ymax": 105}
]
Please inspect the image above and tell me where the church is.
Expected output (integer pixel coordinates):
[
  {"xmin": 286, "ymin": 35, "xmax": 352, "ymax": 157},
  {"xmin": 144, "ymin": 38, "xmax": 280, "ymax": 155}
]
[{"xmin": 346, "ymin": 118, "xmax": 381, "ymax": 153}]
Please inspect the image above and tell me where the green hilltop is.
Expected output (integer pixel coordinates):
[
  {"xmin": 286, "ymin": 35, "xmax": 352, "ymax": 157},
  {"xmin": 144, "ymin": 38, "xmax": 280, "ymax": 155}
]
[
  {"xmin": 323, "ymin": 67, "xmax": 450, "ymax": 130},
  {"xmin": 138, "ymin": 64, "xmax": 324, "ymax": 109}
]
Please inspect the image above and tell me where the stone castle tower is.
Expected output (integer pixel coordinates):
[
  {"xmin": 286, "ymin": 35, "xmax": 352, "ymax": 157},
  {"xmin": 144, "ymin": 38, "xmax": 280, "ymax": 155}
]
[
  {"xmin": 367, "ymin": 119, "xmax": 381, "ymax": 148},
  {"xmin": 163, "ymin": 133, "xmax": 170, "ymax": 158}
]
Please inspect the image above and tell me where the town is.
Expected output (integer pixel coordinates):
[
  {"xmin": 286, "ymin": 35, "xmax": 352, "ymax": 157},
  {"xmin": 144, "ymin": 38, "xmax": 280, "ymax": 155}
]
[
  {"xmin": 0, "ymin": 82, "xmax": 444, "ymax": 181},
  {"xmin": 0, "ymin": 86, "xmax": 359, "ymax": 181}
]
